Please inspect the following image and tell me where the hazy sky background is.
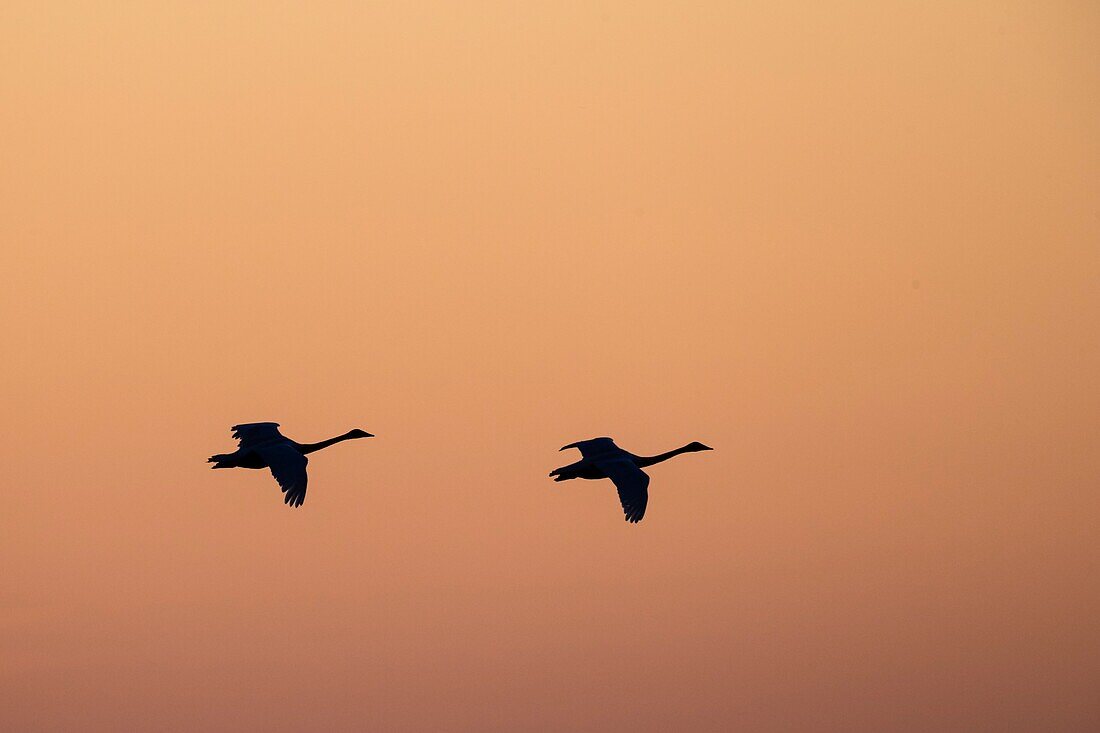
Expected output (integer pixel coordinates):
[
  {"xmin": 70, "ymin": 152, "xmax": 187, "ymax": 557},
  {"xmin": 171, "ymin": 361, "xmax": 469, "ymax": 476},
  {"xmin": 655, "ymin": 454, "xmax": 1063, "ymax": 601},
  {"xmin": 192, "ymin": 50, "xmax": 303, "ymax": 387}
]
[{"xmin": 2, "ymin": 2, "xmax": 1098, "ymax": 731}]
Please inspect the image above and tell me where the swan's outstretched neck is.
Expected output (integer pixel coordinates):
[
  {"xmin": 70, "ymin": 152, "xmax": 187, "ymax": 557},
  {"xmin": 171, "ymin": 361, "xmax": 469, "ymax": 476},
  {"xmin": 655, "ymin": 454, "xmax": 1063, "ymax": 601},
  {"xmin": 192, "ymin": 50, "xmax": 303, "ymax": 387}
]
[
  {"xmin": 634, "ymin": 443, "xmax": 710, "ymax": 468},
  {"xmin": 298, "ymin": 430, "xmax": 370, "ymax": 455}
]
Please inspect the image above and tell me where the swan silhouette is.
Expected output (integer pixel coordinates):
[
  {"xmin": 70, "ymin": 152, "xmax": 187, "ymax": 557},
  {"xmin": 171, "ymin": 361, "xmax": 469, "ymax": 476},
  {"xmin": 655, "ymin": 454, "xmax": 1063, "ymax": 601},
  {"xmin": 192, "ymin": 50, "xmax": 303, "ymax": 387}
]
[
  {"xmin": 208, "ymin": 423, "xmax": 373, "ymax": 507},
  {"xmin": 549, "ymin": 437, "xmax": 713, "ymax": 523}
]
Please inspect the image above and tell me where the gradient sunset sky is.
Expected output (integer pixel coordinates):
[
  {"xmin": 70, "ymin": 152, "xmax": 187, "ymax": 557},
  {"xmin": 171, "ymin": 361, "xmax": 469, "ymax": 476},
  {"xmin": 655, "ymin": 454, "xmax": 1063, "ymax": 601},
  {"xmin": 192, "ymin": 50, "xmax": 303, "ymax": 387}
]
[{"xmin": 2, "ymin": 2, "xmax": 1098, "ymax": 731}]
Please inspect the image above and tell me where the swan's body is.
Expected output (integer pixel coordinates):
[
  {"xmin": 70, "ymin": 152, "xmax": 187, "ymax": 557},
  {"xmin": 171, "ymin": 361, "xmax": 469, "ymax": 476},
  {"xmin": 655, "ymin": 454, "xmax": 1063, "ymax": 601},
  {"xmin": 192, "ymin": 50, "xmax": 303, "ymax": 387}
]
[
  {"xmin": 549, "ymin": 437, "xmax": 712, "ymax": 523},
  {"xmin": 208, "ymin": 423, "xmax": 373, "ymax": 507}
]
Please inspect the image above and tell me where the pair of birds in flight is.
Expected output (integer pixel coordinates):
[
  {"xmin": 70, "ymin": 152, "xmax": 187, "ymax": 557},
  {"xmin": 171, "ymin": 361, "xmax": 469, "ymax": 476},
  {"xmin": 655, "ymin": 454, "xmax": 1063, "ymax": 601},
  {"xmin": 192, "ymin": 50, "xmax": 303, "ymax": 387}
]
[{"xmin": 209, "ymin": 423, "xmax": 712, "ymax": 523}]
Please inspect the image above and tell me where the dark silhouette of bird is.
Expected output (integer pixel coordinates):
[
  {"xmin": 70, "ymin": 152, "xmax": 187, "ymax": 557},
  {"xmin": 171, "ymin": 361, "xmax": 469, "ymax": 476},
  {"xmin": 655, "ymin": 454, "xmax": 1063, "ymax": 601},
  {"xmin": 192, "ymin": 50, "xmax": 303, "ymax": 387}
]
[
  {"xmin": 549, "ymin": 437, "xmax": 713, "ymax": 523},
  {"xmin": 208, "ymin": 423, "xmax": 373, "ymax": 507}
]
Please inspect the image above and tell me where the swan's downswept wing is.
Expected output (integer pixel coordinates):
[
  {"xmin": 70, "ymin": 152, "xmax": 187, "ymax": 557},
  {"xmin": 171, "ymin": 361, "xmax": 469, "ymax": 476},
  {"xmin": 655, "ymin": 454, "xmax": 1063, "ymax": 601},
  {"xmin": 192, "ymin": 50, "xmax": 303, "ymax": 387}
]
[
  {"xmin": 594, "ymin": 457, "xmax": 650, "ymax": 523},
  {"xmin": 256, "ymin": 443, "xmax": 309, "ymax": 507}
]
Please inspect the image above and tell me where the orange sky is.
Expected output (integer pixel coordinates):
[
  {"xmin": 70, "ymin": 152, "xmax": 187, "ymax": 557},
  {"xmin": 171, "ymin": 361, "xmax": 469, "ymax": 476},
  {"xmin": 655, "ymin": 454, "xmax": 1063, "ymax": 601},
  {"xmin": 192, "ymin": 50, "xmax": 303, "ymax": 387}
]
[{"xmin": 2, "ymin": 2, "xmax": 1098, "ymax": 731}]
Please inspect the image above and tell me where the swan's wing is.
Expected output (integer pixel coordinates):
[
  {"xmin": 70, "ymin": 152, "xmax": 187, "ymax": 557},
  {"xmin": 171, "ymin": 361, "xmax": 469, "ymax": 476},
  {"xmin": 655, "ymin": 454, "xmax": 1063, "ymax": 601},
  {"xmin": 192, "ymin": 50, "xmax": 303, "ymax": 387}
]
[
  {"xmin": 232, "ymin": 422, "xmax": 285, "ymax": 448},
  {"xmin": 594, "ymin": 457, "xmax": 650, "ymax": 523},
  {"xmin": 560, "ymin": 437, "xmax": 619, "ymax": 458},
  {"xmin": 256, "ymin": 444, "xmax": 309, "ymax": 508}
]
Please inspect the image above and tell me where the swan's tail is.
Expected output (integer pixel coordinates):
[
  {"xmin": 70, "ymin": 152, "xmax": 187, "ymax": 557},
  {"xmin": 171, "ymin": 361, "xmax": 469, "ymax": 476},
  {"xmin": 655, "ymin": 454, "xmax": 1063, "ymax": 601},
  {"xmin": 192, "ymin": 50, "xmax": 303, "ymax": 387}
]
[{"xmin": 208, "ymin": 454, "xmax": 233, "ymax": 469}]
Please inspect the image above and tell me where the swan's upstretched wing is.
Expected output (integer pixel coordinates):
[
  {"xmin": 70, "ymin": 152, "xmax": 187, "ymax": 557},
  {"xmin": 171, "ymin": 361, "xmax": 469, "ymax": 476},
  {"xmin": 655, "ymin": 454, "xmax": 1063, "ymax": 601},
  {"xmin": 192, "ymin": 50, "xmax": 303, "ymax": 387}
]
[
  {"xmin": 232, "ymin": 422, "xmax": 286, "ymax": 449},
  {"xmin": 257, "ymin": 444, "xmax": 309, "ymax": 508},
  {"xmin": 595, "ymin": 457, "xmax": 650, "ymax": 523},
  {"xmin": 560, "ymin": 437, "xmax": 619, "ymax": 458}
]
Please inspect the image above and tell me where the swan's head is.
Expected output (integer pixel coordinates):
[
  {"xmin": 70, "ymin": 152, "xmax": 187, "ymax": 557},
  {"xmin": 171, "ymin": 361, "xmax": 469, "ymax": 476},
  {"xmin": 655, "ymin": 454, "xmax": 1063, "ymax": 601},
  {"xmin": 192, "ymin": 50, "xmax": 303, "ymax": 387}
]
[
  {"xmin": 686, "ymin": 441, "xmax": 713, "ymax": 452},
  {"xmin": 348, "ymin": 428, "xmax": 374, "ymax": 439}
]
